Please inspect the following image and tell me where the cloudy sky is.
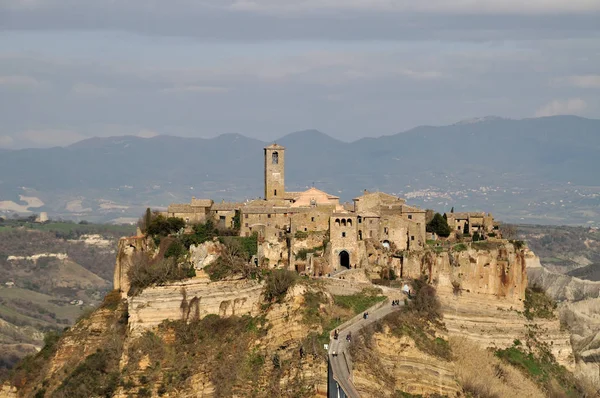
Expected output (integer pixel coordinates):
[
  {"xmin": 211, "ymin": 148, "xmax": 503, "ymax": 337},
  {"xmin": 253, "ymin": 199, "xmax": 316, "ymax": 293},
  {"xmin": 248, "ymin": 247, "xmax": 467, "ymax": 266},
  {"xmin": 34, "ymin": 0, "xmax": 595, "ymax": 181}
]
[{"xmin": 1, "ymin": 0, "xmax": 599, "ymax": 148}]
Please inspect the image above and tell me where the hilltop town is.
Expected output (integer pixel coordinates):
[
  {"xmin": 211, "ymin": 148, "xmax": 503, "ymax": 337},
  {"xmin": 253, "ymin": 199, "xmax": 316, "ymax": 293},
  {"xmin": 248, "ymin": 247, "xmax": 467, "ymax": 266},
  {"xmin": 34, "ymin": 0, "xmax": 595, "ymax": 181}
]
[{"xmin": 165, "ymin": 144, "xmax": 499, "ymax": 275}]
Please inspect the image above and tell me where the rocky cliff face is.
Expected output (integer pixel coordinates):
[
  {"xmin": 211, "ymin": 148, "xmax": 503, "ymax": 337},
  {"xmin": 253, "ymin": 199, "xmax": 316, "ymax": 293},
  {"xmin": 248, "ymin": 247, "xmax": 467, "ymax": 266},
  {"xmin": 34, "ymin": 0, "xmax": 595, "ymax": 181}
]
[
  {"xmin": 113, "ymin": 235, "xmax": 155, "ymax": 296},
  {"xmin": 352, "ymin": 325, "xmax": 459, "ymax": 397},
  {"xmin": 527, "ymin": 259, "xmax": 600, "ymax": 388},
  {"xmin": 128, "ymin": 273, "xmax": 264, "ymax": 334},
  {"xmin": 6, "ymin": 235, "xmax": 591, "ymax": 397}
]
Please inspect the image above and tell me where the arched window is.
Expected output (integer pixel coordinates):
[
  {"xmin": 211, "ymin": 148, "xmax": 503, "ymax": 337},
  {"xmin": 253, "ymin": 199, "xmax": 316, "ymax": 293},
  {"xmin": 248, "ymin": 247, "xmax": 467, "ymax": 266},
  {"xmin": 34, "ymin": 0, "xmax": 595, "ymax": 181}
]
[
  {"xmin": 357, "ymin": 216, "xmax": 362, "ymax": 224},
  {"xmin": 347, "ymin": 219, "xmax": 352, "ymax": 226},
  {"xmin": 335, "ymin": 219, "xmax": 340, "ymax": 226},
  {"xmin": 341, "ymin": 219, "xmax": 347, "ymax": 227},
  {"xmin": 272, "ymin": 151, "xmax": 279, "ymax": 164},
  {"xmin": 358, "ymin": 230, "xmax": 363, "ymax": 240}
]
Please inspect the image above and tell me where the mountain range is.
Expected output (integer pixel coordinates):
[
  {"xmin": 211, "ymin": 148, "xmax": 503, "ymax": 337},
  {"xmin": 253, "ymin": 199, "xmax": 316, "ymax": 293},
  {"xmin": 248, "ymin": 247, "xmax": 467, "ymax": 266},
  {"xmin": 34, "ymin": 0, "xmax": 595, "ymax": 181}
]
[{"xmin": 0, "ymin": 115, "xmax": 599, "ymax": 225}]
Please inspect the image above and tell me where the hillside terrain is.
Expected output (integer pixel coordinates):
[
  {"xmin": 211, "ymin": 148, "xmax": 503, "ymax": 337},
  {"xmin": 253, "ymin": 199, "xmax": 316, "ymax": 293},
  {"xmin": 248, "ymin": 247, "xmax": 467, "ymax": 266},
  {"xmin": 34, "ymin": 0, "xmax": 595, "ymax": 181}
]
[
  {"xmin": 0, "ymin": 115, "xmax": 599, "ymax": 225},
  {"xmin": 518, "ymin": 224, "xmax": 600, "ymax": 278},
  {"xmin": 0, "ymin": 220, "xmax": 135, "ymax": 377},
  {"xmin": 1, "ymin": 220, "xmax": 596, "ymax": 397}
]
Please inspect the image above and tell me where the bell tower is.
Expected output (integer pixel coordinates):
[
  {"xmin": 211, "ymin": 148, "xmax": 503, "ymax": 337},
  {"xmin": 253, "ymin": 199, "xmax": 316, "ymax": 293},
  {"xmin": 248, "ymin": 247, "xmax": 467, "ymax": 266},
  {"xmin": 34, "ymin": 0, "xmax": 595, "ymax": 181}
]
[{"xmin": 264, "ymin": 144, "xmax": 285, "ymax": 200}]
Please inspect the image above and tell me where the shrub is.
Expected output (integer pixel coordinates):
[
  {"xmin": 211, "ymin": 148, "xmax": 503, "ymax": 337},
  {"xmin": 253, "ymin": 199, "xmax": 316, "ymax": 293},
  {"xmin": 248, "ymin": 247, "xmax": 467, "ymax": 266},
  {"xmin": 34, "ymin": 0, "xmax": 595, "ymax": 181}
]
[
  {"xmin": 204, "ymin": 241, "xmax": 256, "ymax": 281},
  {"xmin": 453, "ymin": 243, "xmax": 468, "ymax": 252},
  {"xmin": 294, "ymin": 231, "xmax": 308, "ymax": 239},
  {"xmin": 127, "ymin": 256, "xmax": 195, "ymax": 296},
  {"xmin": 523, "ymin": 287, "xmax": 556, "ymax": 320},
  {"xmin": 55, "ymin": 348, "xmax": 121, "ymax": 398},
  {"xmin": 408, "ymin": 277, "xmax": 442, "ymax": 321},
  {"xmin": 295, "ymin": 245, "xmax": 324, "ymax": 260},
  {"xmin": 164, "ymin": 240, "xmax": 186, "ymax": 259},
  {"xmin": 510, "ymin": 240, "xmax": 526, "ymax": 250},
  {"xmin": 264, "ymin": 269, "xmax": 297, "ymax": 303}
]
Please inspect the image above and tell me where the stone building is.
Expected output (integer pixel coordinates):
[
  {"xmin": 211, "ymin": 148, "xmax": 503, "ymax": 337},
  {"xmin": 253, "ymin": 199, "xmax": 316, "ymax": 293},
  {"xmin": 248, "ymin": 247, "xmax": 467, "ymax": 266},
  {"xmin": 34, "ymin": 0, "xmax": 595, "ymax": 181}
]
[
  {"xmin": 167, "ymin": 143, "xmax": 429, "ymax": 273},
  {"xmin": 445, "ymin": 212, "xmax": 497, "ymax": 235}
]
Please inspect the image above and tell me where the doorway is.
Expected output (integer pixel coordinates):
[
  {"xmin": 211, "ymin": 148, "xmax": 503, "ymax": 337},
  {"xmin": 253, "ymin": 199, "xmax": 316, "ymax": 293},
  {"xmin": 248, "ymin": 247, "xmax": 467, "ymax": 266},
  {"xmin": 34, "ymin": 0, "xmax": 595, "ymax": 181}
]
[{"xmin": 339, "ymin": 250, "xmax": 350, "ymax": 269}]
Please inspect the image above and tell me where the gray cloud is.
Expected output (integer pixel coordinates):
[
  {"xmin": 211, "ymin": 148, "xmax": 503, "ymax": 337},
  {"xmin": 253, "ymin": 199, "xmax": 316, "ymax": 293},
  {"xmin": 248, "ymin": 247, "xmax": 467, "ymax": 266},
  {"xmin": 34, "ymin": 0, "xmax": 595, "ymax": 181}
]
[
  {"xmin": 0, "ymin": 1, "xmax": 599, "ymax": 147},
  {"xmin": 1, "ymin": 1, "xmax": 599, "ymax": 41}
]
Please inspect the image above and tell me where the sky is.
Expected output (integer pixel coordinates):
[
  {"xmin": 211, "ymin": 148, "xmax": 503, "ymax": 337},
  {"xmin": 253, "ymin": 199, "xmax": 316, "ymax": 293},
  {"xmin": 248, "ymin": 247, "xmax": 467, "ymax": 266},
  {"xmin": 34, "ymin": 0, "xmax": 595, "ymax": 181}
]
[{"xmin": 0, "ymin": 0, "xmax": 599, "ymax": 148}]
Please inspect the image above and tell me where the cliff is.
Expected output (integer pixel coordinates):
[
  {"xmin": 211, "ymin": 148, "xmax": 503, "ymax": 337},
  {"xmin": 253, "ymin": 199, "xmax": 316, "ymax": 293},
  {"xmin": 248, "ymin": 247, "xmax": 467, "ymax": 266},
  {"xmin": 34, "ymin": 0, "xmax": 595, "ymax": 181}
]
[{"xmin": 4, "ymin": 237, "xmax": 592, "ymax": 397}]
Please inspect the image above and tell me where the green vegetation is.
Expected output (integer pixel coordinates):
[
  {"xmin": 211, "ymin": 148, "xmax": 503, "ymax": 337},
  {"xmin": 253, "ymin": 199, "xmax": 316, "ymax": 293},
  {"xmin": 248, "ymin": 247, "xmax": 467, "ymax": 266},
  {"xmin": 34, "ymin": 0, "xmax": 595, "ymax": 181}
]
[
  {"xmin": 426, "ymin": 213, "xmax": 451, "ymax": 237},
  {"xmin": 294, "ymin": 231, "xmax": 308, "ymax": 239},
  {"xmin": 127, "ymin": 256, "xmax": 195, "ymax": 296},
  {"xmin": 219, "ymin": 234, "xmax": 258, "ymax": 260},
  {"xmin": 204, "ymin": 237, "xmax": 258, "ymax": 282},
  {"xmin": 452, "ymin": 243, "xmax": 468, "ymax": 252},
  {"xmin": 146, "ymin": 215, "xmax": 185, "ymax": 237},
  {"xmin": 510, "ymin": 239, "xmax": 526, "ymax": 249},
  {"xmin": 123, "ymin": 315, "xmax": 268, "ymax": 397},
  {"xmin": 333, "ymin": 288, "xmax": 386, "ymax": 315},
  {"xmin": 54, "ymin": 348, "xmax": 121, "ymax": 398},
  {"xmin": 10, "ymin": 329, "xmax": 65, "ymax": 390},
  {"xmin": 523, "ymin": 286, "xmax": 557, "ymax": 320},
  {"xmin": 495, "ymin": 340, "xmax": 584, "ymax": 397},
  {"xmin": 472, "ymin": 240, "xmax": 502, "ymax": 250},
  {"xmin": 295, "ymin": 244, "xmax": 324, "ymax": 260}
]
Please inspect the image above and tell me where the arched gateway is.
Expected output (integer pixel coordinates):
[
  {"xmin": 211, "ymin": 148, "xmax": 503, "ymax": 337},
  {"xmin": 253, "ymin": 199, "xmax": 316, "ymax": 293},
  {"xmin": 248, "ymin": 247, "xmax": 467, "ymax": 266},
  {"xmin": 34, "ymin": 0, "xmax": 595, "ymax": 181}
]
[{"xmin": 339, "ymin": 250, "xmax": 350, "ymax": 269}]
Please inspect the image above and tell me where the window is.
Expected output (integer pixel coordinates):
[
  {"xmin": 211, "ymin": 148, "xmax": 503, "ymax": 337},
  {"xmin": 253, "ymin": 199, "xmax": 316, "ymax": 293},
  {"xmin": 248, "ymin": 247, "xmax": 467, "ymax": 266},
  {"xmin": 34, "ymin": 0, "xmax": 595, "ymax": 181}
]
[
  {"xmin": 342, "ymin": 232, "xmax": 346, "ymax": 237},
  {"xmin": 335, "ymin": 218, "xmax": 340, "ymax": 226},
  {"xmin": 274, "ymin": 189, "xmax": 277, "ymax": 196},
  {"xmin": 411, "ymin": 236, "xmax": 415, "ymax": 241},
  {"xmin": 311, "ymin": 217, "xmax": 315, "ymax": 222},
  {"xmin": 358, "ymin": 216, "xmax": 362, "ymax": 224},
  {"xmin": 369, "ymin": 231, "xmax": 373, "ymax": 237},
  {"xmin": 220, "ymin": 216, "xmax": 225, "ymax": 220},
  {"xmin": 457, "ymin": 226, "xmax": 461, "ymax": 230},
  {"xmin": 348, "ymin": 219, "xmax": 352, "ymax": 226},
  {"xmin": 304, "ymin": 228, "xmax": 307, "ymax": 232},
  {"xmin": 341, "ymin": 219, "xmax": 347, "ymax": 227},
  {"xmin": 272, "ymin": 151, "xmax": 279, "ymax": 164},
  {"xmin": 384, "ymin": 227, "xmax": 388, "ymax": 234},
  {"xmin": 268, "ymin": 214, "xmax": 271, "ymax": 218},
  {"xmin": 408, "ymin": 215, "xmax": 413, "ymax": 220}
]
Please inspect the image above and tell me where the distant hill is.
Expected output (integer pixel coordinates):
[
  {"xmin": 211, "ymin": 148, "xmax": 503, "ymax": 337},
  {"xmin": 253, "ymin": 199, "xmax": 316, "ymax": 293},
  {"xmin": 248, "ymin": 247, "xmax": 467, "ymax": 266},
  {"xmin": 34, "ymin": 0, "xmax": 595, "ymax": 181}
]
[
  {"xmin": 0, "ymin": 221, "xmax": 134, "ymax": 375},
  {"xmin": 567, "ymin": 264, "xmax": 600, "ymax": 281},
  {"xmin": 0, "ymin": 115, "xmax": 599, "ymax": 224}
]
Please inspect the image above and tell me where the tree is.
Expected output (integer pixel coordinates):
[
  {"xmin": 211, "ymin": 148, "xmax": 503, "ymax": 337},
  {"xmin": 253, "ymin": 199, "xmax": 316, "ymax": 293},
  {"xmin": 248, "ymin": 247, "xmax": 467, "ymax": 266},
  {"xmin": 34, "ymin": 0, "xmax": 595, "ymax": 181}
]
[{"xmin": 427, "ymin": 213, "xmax": 451, "ymax": 237}]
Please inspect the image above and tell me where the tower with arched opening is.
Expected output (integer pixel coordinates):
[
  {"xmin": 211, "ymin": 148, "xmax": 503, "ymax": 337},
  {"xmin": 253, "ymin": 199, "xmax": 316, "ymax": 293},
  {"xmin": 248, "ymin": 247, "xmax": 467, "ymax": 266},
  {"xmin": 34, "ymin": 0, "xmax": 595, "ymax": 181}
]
[{"xmin": 264, "ymin": 144, "xmax": 285, "ymax": 200}]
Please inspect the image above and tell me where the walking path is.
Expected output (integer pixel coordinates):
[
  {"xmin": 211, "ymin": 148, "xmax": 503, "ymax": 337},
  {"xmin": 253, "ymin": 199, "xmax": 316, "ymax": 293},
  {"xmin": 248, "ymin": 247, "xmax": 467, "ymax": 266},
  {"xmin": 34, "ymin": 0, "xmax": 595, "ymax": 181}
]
[{"xmin": 328, "ymin": 299, "xmax": 404, "ymax": 398}]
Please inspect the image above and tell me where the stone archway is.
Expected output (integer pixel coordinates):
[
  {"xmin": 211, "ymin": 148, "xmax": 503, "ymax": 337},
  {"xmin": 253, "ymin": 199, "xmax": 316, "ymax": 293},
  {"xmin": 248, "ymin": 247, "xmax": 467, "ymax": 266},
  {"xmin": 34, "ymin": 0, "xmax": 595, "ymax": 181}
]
[{"xmin": 339, "ymin": 250, "xmax": 350, "ymax": 269}]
